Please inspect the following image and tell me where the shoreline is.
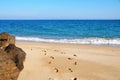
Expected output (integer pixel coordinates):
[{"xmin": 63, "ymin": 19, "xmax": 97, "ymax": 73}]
[
  {"xmin": 16, "ymin": 40, "xmax": 120, "ymax": 47},
  {"xmin": 15, "ymin": 36, "xmax": 120, "ymax": 46},
  {"xmin": 17, "ymin": 41, "xmax": 120, "ymax": 80}
]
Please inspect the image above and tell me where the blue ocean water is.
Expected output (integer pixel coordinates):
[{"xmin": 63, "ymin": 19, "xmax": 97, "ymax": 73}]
[{"xmin": 0, "ymin": 20, "xmax": 120, "ymax": 45}]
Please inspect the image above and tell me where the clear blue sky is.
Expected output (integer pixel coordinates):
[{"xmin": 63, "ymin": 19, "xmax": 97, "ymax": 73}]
[{"xmin": 0, "ymin": 0, "xmax": 120, "ymax": 19}]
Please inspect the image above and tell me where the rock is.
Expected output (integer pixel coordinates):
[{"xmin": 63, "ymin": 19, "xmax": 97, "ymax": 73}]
[
  {"xmin": 0, "ymin": 32, "xmax": 26, "ymax": 80},
  {"xmin": 0, "ymin": 32, "xmax": 15, "ymax": 49},
  {"xmin": 5, "ymin": 44, "xmax": 26, "ymax": 71},
  {"xmin": 8, "ymin": 36, "xmax": 15, "ymax": 44},
  {"xmin": 0, "ymin": 49, "xmax": 20, "ymax": 80},
  {"xmin": 0, "ymin": 32, "xmax": 9, "ymax": 49}
]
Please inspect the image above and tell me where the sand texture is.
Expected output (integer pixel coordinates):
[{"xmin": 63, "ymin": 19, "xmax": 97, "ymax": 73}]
[{"xmin": 17, "ymin": 42, "xmax": 120, "ymax": 80}]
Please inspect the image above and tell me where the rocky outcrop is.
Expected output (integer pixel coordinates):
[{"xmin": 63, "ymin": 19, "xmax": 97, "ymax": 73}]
[
  {"xmin": 0, "ymin": 32, "xmax": 26, "ymax": 80},
  {"xmin": 5, "ymin": 44, "xmax": 26, "ymax": 71},
  {"xmin": 0, "ymin": 32, "xmax": 15, "ymax": 49},
  {"xmin": 0, "ymin": 49, "xmax": 20, "ymax": 80}
]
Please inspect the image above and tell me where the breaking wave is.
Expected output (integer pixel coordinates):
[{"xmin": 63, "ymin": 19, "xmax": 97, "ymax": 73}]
[{"xmin": 16, "ymin": 36, "xmax": 120, "ymax": 46}]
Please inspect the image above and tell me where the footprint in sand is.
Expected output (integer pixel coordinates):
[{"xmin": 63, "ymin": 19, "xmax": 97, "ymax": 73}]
[
  {"xmin": 68, "ymin": 58, "xmax": 72, "ymax": 60},
  {"xmin": 42, "ymin": 49, "xmax": 47, "ymax": 52},
  {"xmin": 48, "ymin": 61, "xmax": 51, "ymax": 64},
  {"xmin": 73, "ymin": 78, "xmax": 77, "ymax": 80},
  {"xmin": 44, "ymin": 53, "xmax": 47, "ymax": 55},
  {"xmin": 61, "ymin": 52, "xmax": 66, "ymax": 54},
  {"xmin": 48, "ymin": 78, "xmax": 54, "ymax": 80},
  {"xmin": 68, "ymin": 68, "xmax": 73, "ymax": 72},
  {"xmin": 50, "ymin": 56, "xmax": 54, "ymax": 59},
  {"xmin": 54, "ymin": 68, "xmax": 59, "ymax": 73},
  {"xmin": 70, "ymin": 77, "xmax": 77, "ymax": 80},
  {"xmin": 44, "ymin": 50, "xmax": 47, "ymax": 52},
  {"xmin": 74, "ymin": 61, "xmax": 77, "ymax": 65},
  {"xmin": 43, "ymin": 50, "xmax": 47, "ymax": 52},
  {"xmin": 73, "ymin": 54, "xmax": 77, "ymax": 57},
  {"xmin": 54, "ymin": 50, "xmax": 59, "ymax": 52}
]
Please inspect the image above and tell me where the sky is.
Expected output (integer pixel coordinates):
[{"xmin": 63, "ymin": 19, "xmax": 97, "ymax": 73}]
[{"xmin": 0, "ymin": 0, "xmax": 120, "ymax": 19}]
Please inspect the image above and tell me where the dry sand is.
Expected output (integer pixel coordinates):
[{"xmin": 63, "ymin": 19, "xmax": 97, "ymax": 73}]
[{"xmin": 17, "ymin": 42, "xmax": 120, "ymax": 80}]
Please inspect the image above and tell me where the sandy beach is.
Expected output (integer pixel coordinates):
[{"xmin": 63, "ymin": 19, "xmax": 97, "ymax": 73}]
[{"xmin": 17, "ymin": 42, "xmax": 120, "ymax": 80}]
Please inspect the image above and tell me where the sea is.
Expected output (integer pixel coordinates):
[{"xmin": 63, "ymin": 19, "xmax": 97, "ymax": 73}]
[{"xmin": 0, "ymin": 20, "xmax": 120, "ymax": 46}]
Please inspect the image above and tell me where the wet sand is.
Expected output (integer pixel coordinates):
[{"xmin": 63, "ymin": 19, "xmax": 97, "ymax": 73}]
[{"xmin": 17, "ymin": 42, "xmax": 120, "ymax": 80}]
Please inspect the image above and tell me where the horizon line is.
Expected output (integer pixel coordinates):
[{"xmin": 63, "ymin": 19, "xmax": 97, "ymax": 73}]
[{"xmin": 0, "ymin": 19, "xmax": 120, "ymax": 20}]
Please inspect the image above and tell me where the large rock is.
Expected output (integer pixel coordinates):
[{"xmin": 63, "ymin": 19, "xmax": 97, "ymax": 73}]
[
  {"xmin": 0, "ymin": 32, "xmax": 15, "ymax": 49},
  {"xmin": 5, "ymin": 44, "xmax": 26, "ymax": 71},
  {"xmin": 0, "ymin": 32, "xmax": 26, "ymax": 80},
  {"xmin": 0, "ymin": 49, "xmax": 20, "ymax": 80}
]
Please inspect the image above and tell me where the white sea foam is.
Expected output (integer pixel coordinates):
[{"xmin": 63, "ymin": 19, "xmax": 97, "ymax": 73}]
[{"xmin": 16, "ymin": 36, "xmax": 120, "ymax": 46}]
